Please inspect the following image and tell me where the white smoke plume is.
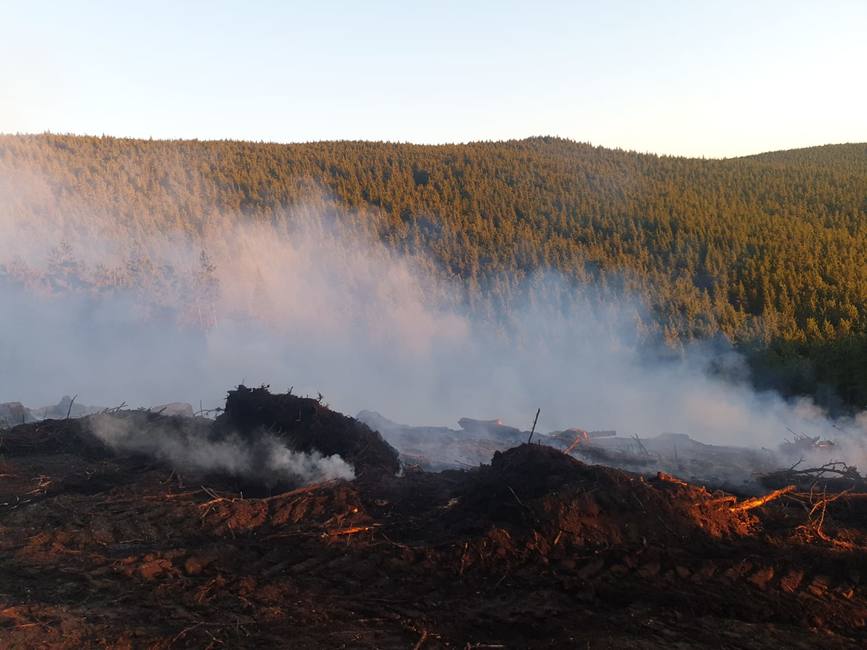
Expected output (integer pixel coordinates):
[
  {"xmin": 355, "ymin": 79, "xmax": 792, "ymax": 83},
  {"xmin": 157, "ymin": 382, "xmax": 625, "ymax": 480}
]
[{"xmin": 88, "ymin": 413, "xmax": 355, "ymax": 483}]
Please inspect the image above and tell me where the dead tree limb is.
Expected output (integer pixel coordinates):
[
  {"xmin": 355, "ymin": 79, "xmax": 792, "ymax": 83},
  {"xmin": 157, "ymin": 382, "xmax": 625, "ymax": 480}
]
[
  {"xmin": 527, "ymin": 408, "xmax": 541, "ymax": 444},
  {"xmin": 760, "ymin": 461, "xmax": 864, "ymax": 492},
  {"xmin": 413, "ymin": 630, "xmax": 429, "ymax": 650},
  {"xmin": 65, "ymin": 394, "xmax": 77, "ymax": 420},
  {"xmin": 730, "ymin": 485, "xmax": 796, "ymax": 512}
]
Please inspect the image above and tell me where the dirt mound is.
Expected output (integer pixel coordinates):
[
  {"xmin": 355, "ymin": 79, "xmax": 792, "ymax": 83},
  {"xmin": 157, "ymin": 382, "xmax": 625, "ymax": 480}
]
[
  {"xmin": 0, "ymin": 417, "xmax": 113, "ymax": 459},
  {"xmin": 488, "ymin": 443, "xmax": 591, "ymax": 496},
  {"xmin": 441, "ymin": 444, "xmax": 753, "ymax": 548},
  {"xmin": 216, "ymin": 385, "xmax": 400, "ymax": 477}
]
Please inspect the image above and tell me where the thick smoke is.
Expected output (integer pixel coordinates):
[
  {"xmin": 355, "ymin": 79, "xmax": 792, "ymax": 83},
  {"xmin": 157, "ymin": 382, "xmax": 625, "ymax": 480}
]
[
  {"xmin": 1, "ymin": 171, "xmax": 866, "ymax": 473},
  {"xmin": 88, "ymin": 413, "xmax": 355, "ymax": 483}
]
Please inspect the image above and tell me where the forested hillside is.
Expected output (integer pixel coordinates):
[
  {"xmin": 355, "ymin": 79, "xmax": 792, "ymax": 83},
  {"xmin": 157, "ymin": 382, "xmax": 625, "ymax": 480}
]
[{"xmin": 1, "ymin": 134, "xmax": 866, "ymax": 409}]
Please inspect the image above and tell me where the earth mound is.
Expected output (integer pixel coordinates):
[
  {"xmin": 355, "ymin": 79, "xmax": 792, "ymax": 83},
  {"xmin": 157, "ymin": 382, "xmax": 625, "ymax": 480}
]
[
  {"xmin": 446, "ymin": 444, "xmax": 754, "ymax": 543},
  {"xmin": 1, "ymin": 416, "xmax": 114, "ymax": 459}
]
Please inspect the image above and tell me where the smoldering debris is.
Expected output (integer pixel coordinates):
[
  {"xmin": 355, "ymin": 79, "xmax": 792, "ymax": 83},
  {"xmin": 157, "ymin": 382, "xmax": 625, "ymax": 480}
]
[
  {"xmin": 88, "ymin": 399, "xmax": 360, "ymax": 488},
  {"xmin": 356, "ymin": 409, "xmax": 528, "ymax": 470},
  {"xmin": 358, "ymin": 409, "xmax": 866, "ymax": 494},
  {"xmin": 4, "ymin": 389, "xmax": 867, "ymax": 646},
  {"xmin": 0, "ymin": 396, "xmax": 102, "ymax": 428},
  {"xmin": 759, "ymin": 461, "xmax": 867, "ymax": 493},
  {"xmin": 0, "ymin": 402, "xmax": 35, "ymax": 427},
  {"xmin": 0, "ymin": 395, "xmax": 364, "ymax": 491},
  {"xmin": 218, "ymin": 385, "xmax": 400, "ymax": 477},
  {"xmin": 147, "ymin": 402, "xmax": 195, "ymax": 417},
  {"xmin": 5, "ymin": 387, "xmax": 863, "ymax": 495},
  {"xmin": 0, "ymin": 397, "xmax": 196, "ymax": 427}
]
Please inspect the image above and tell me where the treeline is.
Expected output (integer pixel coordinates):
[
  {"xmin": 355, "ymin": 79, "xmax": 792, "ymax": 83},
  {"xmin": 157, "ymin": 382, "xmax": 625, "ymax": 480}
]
[{"xmin": 1, "ymin": 134, "xmax": 866, "ymax": 409}]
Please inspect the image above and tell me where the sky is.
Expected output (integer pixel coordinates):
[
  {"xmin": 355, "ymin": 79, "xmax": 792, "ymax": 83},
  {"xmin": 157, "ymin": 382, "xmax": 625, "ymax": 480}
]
[{"xmin": 1, "ymin": 0, "xmax": 865, "ymax": 158}]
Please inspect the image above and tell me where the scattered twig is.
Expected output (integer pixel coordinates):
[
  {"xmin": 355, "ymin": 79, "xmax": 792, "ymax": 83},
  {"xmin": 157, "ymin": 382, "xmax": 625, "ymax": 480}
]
[
  {"xmin": 413, "ymin": 629, "xmax": 430, "ymax": 650},
  {"xmin": 100, "ymin": 402, "xmax": 127, "ymax": 415},
  {"xmin": 170, "ymin": 622, "xmax": 204, "ymax": 646},
  {"xmin": 194, "ymin": 406, "xmax": 224, "ymax": 417},
  {"xmin": 327, "ymin": 524, "xmax": 380, "ymax": 537},
  {"xmin": 506, "ymin": 485, "xmax": 527, "ymax": 510},
  {"xmin": 459, "ymin": 541, "xmax": 469, "ymax": 576},
  {"xmin": 761, "ymin": 461, "xmax": 864, "ymax": 491},
  {"xmin": 791, "ymin": 486, "xmax": 854, "ymax": 548}
]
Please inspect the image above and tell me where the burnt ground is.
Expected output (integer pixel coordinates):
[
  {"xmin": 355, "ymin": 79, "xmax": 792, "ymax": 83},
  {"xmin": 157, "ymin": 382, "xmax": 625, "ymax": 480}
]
[{"xmin": 1, "ymin": 397, "xmax": 867, "ymax": 648}]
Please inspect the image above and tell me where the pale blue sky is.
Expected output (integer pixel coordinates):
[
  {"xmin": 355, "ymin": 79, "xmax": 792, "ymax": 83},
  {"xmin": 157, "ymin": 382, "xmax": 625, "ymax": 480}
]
[{"xmin": 1, "ymin": 1, "xmax": 865, "ymax": 157}]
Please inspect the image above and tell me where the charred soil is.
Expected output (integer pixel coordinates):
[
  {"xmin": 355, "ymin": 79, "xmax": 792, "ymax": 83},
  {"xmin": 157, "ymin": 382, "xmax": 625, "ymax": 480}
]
[{"xmin": 1, "ymin": 394, "xmax": 866, "ymax": 648}]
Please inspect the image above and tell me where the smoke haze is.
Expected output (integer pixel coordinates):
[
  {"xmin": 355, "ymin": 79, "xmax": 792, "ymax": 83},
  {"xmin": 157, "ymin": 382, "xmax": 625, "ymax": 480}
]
[
  {"xmin": 88, "ymin": 413, "xmax": 356, "ymax": 484},
  {"xmin": 1, "ymin": 171, "xmax": 866, "ymax": 471}
]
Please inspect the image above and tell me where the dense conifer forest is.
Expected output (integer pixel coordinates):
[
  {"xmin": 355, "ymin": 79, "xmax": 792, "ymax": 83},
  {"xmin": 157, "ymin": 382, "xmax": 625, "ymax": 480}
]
[{"xmin": 1, "ymin": 134, "xmax": 866, "ymax": 410}]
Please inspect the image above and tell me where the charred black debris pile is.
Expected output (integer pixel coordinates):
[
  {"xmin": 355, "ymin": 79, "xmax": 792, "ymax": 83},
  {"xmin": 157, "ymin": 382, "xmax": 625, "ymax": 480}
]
[
  {"xmin": 1, "ymin": 385, "xmax": 401, "ymax": 493},
  {"xmin": 215, "ymin": 385, "xmax": 401, "ymax": 477}
]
